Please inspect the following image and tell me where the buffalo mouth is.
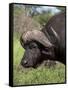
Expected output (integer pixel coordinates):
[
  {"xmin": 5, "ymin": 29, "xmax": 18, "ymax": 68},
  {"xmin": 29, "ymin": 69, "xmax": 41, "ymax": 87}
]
[{"xmin": 20, "ymin": 61, "xmax": 35, "ymax": 68}]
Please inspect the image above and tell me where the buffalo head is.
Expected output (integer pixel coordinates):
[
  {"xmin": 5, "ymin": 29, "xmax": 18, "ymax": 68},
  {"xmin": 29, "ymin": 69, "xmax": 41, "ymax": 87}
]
[{"xmin": 20, "ymin": 30, "xmax": 55, "ymax": 68}]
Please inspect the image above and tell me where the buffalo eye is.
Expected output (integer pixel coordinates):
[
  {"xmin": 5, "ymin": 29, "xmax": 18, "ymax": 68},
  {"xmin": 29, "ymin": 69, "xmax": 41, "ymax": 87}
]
[
  {"xmin": 29, "ymin": 43, "xmax": 38, "ymax": 49},
  {"xmin": 29, "ymin": 45, "xmax": 36, "ymax": 49}
]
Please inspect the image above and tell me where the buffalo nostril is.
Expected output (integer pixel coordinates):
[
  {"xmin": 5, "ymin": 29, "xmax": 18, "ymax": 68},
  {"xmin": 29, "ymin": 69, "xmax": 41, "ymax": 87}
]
[{"xmin": 23, "ymin": 60, "xmax": 27, "ymax": 65}]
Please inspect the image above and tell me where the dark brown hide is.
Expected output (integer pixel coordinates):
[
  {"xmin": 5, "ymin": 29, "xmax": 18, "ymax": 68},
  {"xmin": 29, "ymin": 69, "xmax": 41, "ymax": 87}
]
[{"xmin": 42, "ymin": 12, "xmax": 66, "ymax": 64}]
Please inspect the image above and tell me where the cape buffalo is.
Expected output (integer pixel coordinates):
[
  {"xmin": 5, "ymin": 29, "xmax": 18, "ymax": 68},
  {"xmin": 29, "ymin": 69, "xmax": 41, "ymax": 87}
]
[{"xmin": 20, "ymin": 12, "xmax": 66, "ymax": 68}]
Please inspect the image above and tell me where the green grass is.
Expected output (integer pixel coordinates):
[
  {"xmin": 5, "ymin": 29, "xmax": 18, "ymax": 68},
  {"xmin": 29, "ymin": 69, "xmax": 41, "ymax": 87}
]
[{"xmin": 13, "ymin": 33, "xmax": 65, "ymax": 86}]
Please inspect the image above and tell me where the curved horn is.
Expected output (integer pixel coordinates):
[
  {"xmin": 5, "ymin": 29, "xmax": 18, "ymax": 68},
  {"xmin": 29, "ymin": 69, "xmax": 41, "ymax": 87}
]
[
  {"xmin": 50, "ymin": 26, "xmax": 60, "ymax": 41},
  {"xmin": 21, "ymin": 30, "xmax": 53, "ymax": 47}
]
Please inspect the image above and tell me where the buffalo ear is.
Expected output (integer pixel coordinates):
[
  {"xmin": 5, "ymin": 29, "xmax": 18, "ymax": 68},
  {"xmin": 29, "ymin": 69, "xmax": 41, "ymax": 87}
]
[
  {"xmin": 41, "ymin": 49, "xmax": 51, "ymax": 55},
  {"xmin": 41, "ymin": 45, "xmax": 55, "ymax": 60},
  {"xmin": 41, "ymin": 46, "xmax": 55, "ymax": 56}
]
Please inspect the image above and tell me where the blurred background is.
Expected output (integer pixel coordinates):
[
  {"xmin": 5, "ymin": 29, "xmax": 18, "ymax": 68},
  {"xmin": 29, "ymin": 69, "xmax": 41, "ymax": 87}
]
[{"xmin": 13, "ymin": 4, "xmax": 65, "ymax": 36}]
